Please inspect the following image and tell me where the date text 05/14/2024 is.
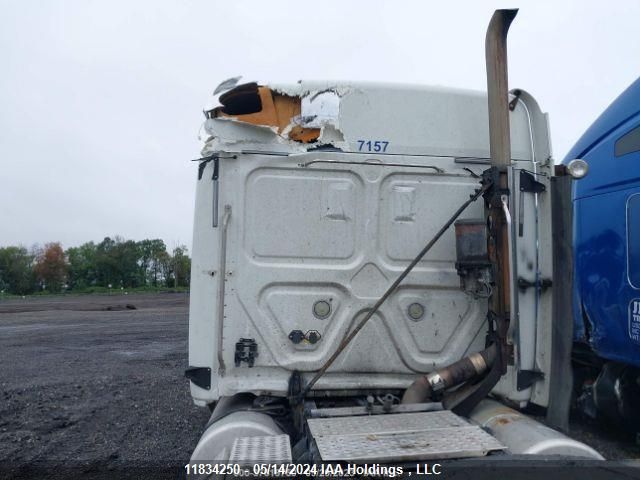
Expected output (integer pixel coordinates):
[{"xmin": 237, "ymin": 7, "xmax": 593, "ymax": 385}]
[{"xmin": 184, "ymin": 462, "xmax": 443, "ymax": 477}]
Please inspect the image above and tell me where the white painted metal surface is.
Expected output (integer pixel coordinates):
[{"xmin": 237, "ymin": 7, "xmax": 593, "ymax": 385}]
[
  {"xmin": 307, "ymin": 410, "xmax": 505, "ymax": 462},
  {"xmin": 201, "ymin": 81, "xmax": 535, "ymax": 160},
  {"xmin": 188, "ymin": 81, "xmax": 554, "ymax": 408}
]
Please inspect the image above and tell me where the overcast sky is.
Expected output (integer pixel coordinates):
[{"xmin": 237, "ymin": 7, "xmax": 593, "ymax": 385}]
[{"xmin": 2, "ymin": 0, "xmax": 639, "ymax": 251}]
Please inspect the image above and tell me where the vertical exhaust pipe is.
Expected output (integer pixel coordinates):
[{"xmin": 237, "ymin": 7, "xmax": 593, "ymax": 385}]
[
  {"xmin": 486, "ymin": 9, "xmax": 518, "ymax": 168},
  {"xmin": 448, "ymin": 10, "xmax": 520, "ymax": 416},
  {"xmin": 482, "ymin": 9, "xmax": 518, "ymax": 385},
  {"xmin": 403, "ymin": 10, "xmax": 520, "ymax": 414}
]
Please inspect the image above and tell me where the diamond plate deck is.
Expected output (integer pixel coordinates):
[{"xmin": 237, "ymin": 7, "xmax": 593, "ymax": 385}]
[
  {"xmin": 307, "ymin": 410, "xmax": 505, "ymax": 462},
  {"xmin": 228, "ymin": 434, "xmax": 292, "ymax": 463},
  {"xmin": 308, "ymin": 402, "xmax": 444, "ymax": 418},
  {"xmin": 307, "ymin": 410, "xmax": 468, "ymax": 436}
]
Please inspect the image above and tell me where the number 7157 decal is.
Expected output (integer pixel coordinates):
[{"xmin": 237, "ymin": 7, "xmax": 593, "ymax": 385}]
[{"xmin": 357, "ymin": 140, "xmax": 389, "ymax": 152}]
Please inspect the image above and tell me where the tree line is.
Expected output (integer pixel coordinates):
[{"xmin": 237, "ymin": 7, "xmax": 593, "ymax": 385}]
[{"xmin": 0, "ymin": 237, "xmax": 191, "ymax": 295}]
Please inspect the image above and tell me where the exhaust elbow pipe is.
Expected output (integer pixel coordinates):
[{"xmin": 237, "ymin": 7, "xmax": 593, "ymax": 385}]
[{"xmin": 402, "ymin": 345, "xmax": 497, "ymax": 404}]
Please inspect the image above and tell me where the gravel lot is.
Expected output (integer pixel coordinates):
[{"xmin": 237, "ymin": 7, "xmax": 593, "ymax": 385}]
[
  {"xmin": 0, "ymin": 293, "xmax": 209, "ymax": 479},
  {"xmin": 1, "ymin": 292, "xmax": 639, "ymax": 478}
]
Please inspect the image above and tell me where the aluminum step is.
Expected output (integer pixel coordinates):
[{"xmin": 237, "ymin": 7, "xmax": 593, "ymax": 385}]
[
  {"xmin": 229, "ymin": 434, "xmax": 292, "ymax": 463},
  {"xmin": 307, "ymin": 410, "xmax": 505, "ymax": 462}
]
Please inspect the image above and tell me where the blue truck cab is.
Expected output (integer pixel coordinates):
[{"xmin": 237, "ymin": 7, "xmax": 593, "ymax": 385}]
[{"xmin": 564, "ymin": 78, "xmax": 640, "ymax": 424}]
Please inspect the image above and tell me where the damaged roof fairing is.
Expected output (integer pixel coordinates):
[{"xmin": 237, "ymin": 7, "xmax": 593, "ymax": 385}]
[
  {"xmin": 213, "ymin": 76, "xmax": 243, "ymax": 96},
  {"xmin": 201, "ymin": 82, "xmax": 349, "ymax": 156},
  {"xmin": 200, "ymin": 80, "xmax": 536, "ymax": 161}
]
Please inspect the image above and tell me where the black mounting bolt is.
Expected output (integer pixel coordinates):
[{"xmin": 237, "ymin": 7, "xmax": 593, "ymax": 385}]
[
  {"xmin": 288, "ymin": 330, "xmax": 305, "ymax": 344},
  {"xmin": 306, "ymin": 330, "xmax": 322, "ymax": 344}
]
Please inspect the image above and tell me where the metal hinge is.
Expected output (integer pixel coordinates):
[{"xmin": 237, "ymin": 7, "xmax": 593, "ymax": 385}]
[
  {"xmin": 517, "ymin": 277, "xmax": 552, "ymax": 292},
  {"xmin": 234, "ymin": 338, "xmax": 258, "ymax": 367}
]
